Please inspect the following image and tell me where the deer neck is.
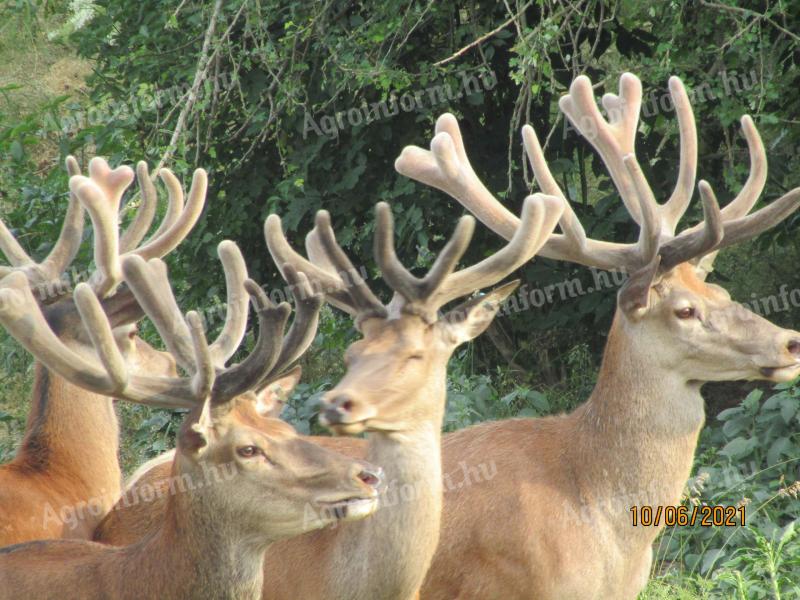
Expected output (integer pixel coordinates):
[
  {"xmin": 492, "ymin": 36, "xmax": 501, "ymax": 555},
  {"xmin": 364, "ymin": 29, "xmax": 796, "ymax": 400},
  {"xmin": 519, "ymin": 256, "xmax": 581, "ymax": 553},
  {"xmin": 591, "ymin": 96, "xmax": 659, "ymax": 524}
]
[
  {"xmin": 134, "ymin": 464, "xmax": 267, "ymax": 600},
  {"xmin": 327, "ymin": 375, "xmax": 446, "ymax": 600},
  {"xmin": 570, "ymin": 313, "xmax": 705, "ymax": 539},
  {"xmin": 14, "ymin": 363, "xmax": 122, "ymax": 508}
]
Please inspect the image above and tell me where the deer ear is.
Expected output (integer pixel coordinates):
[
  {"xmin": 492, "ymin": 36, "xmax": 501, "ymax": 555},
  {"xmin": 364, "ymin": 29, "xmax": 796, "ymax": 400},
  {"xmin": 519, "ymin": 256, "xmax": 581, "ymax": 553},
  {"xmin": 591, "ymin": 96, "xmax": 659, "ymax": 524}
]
[
  {"xmin": 618, "ymin": 255, "xmax": 661, "ymax": 319},
  {"xmin": 693, "ymin": 251, "xmax": 719, "ymax": 281},
  {"xmin": 179, "ymin": 398, "xmax": 214, "ymax": 457},
  {"xmin": 254, "ymin": 366, "xmax": 302, "ymax": 418},
  {"xmin": 441, "ymin": 280, "xmax": 519, "ymax": 346}
]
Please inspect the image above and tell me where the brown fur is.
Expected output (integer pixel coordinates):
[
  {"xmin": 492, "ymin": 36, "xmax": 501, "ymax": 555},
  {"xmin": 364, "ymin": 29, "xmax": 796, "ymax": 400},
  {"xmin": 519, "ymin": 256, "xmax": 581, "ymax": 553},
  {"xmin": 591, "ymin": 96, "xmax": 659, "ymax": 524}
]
[{"xmin": 0, "ymin": 336, "xmax": 174, "ymax": 545}]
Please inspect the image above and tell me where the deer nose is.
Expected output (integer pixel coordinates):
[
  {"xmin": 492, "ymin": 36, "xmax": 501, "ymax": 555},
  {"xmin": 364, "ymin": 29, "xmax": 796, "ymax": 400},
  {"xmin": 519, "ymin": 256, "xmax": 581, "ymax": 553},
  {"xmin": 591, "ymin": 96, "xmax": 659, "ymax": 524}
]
[
  {"xmin": 352, "ymin": 463, "xmax": 383, "ymax": 489},
  {"xmin": 788, "ymin": 338, "xmax": 800, "ymax": 358},
  {"xmin": 322, "ymin": 394, "xmax": 357, "ymax": 425}
]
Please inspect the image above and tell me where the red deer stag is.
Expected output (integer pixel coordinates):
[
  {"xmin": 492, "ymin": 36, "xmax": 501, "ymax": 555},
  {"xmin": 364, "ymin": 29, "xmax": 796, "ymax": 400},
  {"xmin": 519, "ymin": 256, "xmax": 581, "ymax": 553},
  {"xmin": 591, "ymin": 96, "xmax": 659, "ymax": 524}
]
[
  {"xmin": 394, "ymin": 73, "xmax": 800, "ymax": 598},
  {"xmin": 0, "ymin": 156, "xmax": 207, "ymax": 543}
]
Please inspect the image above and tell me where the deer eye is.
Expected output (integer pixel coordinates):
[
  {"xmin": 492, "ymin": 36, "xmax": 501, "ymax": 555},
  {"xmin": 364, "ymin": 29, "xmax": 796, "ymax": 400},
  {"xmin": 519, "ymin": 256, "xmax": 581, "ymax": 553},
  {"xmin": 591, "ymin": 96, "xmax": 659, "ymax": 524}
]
[
  {"xmin": 675, "ymin": 307, "xmax": 696, "ymax": 320},
  {"xmin": 407, "ymin": 354, "xmax": 424, "ymax": 361},
  {"xmin": 237, "ymin": 445, "xmax": 260, "ymax": 458}
]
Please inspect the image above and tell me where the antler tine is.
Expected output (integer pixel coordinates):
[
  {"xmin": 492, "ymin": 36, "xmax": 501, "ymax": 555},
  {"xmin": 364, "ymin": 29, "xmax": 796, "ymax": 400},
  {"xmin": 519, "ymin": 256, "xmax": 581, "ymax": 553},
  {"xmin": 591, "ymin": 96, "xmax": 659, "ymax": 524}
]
[
  {"xmin": 374, "ymin": 202, "xmax": 475, "ymax": 304},
  {"xmin": 622, "ymin": 154, "xmax": 662, "ymax": 266},
  {"xmin": 305, "ymin": 226, "xmax": 384, "ymax": 317},
  {"xmin": 211, "ymin": 280, "xmax": 290, "ymax": 403},
  {"xmin": 262, "ymin": 265, "xmax": 324, "ymax": 382},
  {"xmin": 713, "ymin": 187, "xmax": 800, "ymax": 251},
  {"xmin": 73, "ymin": 282, "xmax": 128, "ymax": 392},
  {"xmin": 430, "ymin": 194, "xmax": 565, "ymax": 309},
  {"xmin": 675, "ymin": 116, "xmax": 767, "ymax": 248},
  {"xmin": 521, "ymin": 124, "xmax": 597, "ymax": 260},
  {"xmin": 119, "ymin": 161, "xmax": 159, "ymax": 253},
  {"xmin": 70, "ymin": 158, "xmax": 136, "ymax": 297},
  {"xmin": 132, "ymin": 168, "xmax": 206, "ymax": 261},
  {"xmin": 265, "ymin": 214, "xmax": 358, "ymax": 314},
  {"xmin": 401, "ymin": 209, "xmax": 476, "ymax": 300},
  {"xmin": 0, "ymin": 275, "xmax": 120, "ymax": 396},
  {"xmin": 720, "ymin": 115, "xmax": 768, "ymax": 220},
  {"xmin": 121, "ymin": 255, "xmax": 196, "ymax": 372},
  {"xmin": 561, "ymin": 73, "xmax": 646, "ymax": 224},
  {"xmin": 661, "ymin": 76, "xmax": 699, "ymax": 234},
  {"xmin": 0, "ymin": 156, "xmax": 85, "ymax": 285},
  {"xmin": 123, "ymin": 241, "xmax": 248, "ymax": 373},
  {"xmin": 310, "ymin": 210, "xmax": 387, "ymax": 317},
  {"xmin": 0, "ymin": 221, "xmax": 32, "ymax": 274},
  {"xmin": 208, "ymin": 241, "xmax": 249, "ymax": 365},
  {"xmin": 72, "ymin": 162, "xmax": 207, "ymax": 297},
  {"xmin": 38, "ymin": 156, "xmax": 86, "ymax": 280},
  {"xmin": 0, "ymin": 272, "xmax": 196, "ymax": 408},
  {"xmin": 186, "ymin": 311, "xmax": 215, "ymax": 401},
  {"xmin": 148, "ymin": 166, "xmax": 185, "ymax": 240},
  {"xmin": 395, "ymin": 114, "xmax": 521, "ymax": 241},
  {"xmin": 660, "ymin": 181, "xmax": 723, "ymax": 270}
]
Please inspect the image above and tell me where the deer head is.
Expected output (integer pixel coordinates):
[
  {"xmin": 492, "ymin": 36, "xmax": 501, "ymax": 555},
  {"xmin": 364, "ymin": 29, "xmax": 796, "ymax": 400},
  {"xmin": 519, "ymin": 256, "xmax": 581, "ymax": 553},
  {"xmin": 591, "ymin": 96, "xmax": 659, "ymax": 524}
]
[
  {"xmin": 265, "ymin": 197, "xmax": 563, "ymax": 434},
  {"xmin": 395, "ymin": 73, "xmax": 800, "ymax": 384},
  {"xmin": 177, "ymin": 397, "xmax": 381, "ymax": 541}
]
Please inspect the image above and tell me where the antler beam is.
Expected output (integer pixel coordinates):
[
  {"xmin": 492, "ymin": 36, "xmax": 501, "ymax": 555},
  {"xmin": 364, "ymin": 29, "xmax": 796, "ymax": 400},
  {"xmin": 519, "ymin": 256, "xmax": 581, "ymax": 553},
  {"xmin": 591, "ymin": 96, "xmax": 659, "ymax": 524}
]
[{"xmin": 396, "ymin": 73, "xmax": 800, "ymax": 276}]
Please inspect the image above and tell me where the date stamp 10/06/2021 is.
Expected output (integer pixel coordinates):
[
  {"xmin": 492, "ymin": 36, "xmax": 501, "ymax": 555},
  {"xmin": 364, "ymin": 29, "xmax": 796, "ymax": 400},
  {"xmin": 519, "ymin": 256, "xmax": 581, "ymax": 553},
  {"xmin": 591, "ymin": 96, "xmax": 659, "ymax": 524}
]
[{"xmin": 629, "ymin": 505, "xmax": 745, "ymax": 527}]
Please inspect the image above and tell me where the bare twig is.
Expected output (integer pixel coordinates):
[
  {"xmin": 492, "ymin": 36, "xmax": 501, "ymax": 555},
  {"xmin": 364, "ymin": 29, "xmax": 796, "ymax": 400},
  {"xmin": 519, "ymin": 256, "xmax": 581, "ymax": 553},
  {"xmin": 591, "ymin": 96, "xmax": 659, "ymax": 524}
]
[
  {"xmin": 433, "ymin": 1, "xmax": 533, "ymax": 67},
  {"xmin": 156, "ymin": 0, "xmax": 224, "ymax": 173},
  {"xmin": 700, "ymin": 0, "xmax": 800, "ymax": 43}
]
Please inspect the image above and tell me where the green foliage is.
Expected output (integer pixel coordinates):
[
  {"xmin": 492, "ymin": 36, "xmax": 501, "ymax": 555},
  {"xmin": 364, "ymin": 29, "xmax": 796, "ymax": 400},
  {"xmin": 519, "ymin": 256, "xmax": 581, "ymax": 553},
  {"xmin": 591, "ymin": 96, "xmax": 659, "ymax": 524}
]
[
  {"xmin": 650, "ymin": 384, "xmax": 800, "ymax": 596},
  {"xmin": 444, "ymin": 340, "xmax": 596, "ymax": 430},
  {"xmin": 116, "ymin": 403, "xmax": 182, "ymax": 474},
  {"xmin": 280, "ymin": 308, "xmax": 357, "ymax": 435},
  {"xmin": 0, "ymin": 330, "xmax": 33, "ymax": 463}
]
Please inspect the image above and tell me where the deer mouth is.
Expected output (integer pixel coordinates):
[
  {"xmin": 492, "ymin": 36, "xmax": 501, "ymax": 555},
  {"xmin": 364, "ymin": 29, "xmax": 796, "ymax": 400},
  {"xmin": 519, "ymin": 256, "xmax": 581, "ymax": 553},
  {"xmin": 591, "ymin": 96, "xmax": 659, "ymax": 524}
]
[
  {"xmin": 318, "ymin": 496, "xmax": 379, "ymax": 521},
  {"xmin": 327, "ymin": 418, "xmax": 408, "ymax": 435},
  {"xmin": 326, "ymin": 420, "xmax": 369, "ymax": 435},
  {"xmin": 759, "ymin": 364, "xmax": 800, "ymax": 381}
]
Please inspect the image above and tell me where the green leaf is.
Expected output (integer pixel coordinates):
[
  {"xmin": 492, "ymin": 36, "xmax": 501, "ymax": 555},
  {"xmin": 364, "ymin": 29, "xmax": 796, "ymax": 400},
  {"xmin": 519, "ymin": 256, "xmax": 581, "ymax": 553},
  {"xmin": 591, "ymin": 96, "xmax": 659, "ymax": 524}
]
[
  {"xmin": 722, "ymin": 415, "xmax": 750, "ymax": 438},
  {"xmin": 766, "ymin": 436, "xmax": 792, "ymax": 466},
  {"xmin": 774, "ymin": 381, "xmax": 796, "ymax": 390},
  {"xmin": 717, "ymin": 406, "xmax": 743, "ymax": 421},
  {"xmin": 526, "ymin": 390, "xmax": 549, "ymax": 412},
  {"xmin": 762, "ymin": 392, "xmax": 785, "ymax": 411},
  {"xmin": 779, "ymin": 397, "xmax": 799, "ymax": 423},
  {"xmin": 10, "ymin": 140, "xmax": 23, "ymax": 161},
  {"xmin": 720, "ymin": 436, "xmax": 757, "ymax": 460},
  {"xmin": 742, "ymin": 389, "xmax": 763, "ymax": 414},
  {"xmin": 700, "ymin": 547, "xmax": 725, "ymax": 574}
]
